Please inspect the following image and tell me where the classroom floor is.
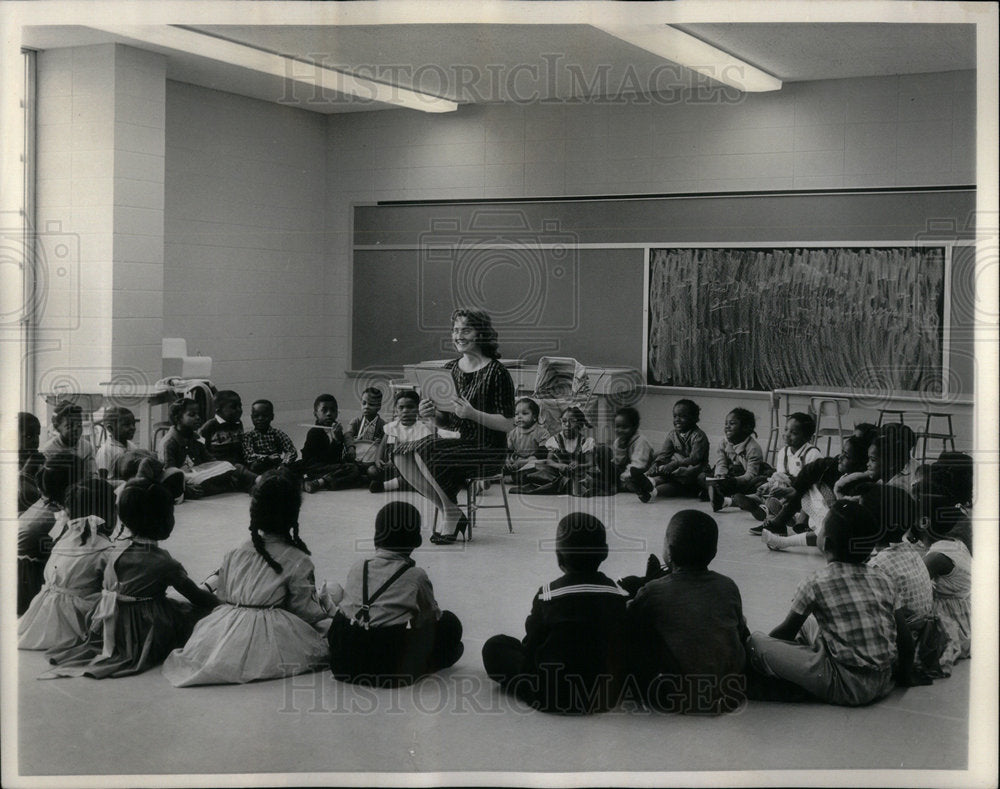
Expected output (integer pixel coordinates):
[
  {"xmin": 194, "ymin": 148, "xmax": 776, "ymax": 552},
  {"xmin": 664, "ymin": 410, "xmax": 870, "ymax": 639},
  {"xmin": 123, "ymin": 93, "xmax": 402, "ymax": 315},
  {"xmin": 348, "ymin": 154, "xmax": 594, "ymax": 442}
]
[{"xmin": 16, "ymin": 450, "xmax": 970, "ymax": 780}]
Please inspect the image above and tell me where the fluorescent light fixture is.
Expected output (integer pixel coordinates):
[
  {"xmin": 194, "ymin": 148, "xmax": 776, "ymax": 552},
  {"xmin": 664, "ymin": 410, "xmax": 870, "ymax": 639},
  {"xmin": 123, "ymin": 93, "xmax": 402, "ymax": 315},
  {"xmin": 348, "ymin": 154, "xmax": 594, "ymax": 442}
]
[
  {"xmin": 594, "ymin": 24, "xmax": 782, "ymax": 93},
  {"xmin": 90, "ymin": 24, "xmax": 459, "ymax": 113}
]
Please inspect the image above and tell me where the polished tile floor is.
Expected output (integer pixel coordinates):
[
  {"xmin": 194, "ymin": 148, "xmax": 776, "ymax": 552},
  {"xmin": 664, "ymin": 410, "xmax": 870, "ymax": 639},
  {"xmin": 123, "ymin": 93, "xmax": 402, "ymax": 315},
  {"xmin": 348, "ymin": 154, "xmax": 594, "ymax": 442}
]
[{"xmin": 15, "ymin": 431, "xmax": 973, "ymax": 783}]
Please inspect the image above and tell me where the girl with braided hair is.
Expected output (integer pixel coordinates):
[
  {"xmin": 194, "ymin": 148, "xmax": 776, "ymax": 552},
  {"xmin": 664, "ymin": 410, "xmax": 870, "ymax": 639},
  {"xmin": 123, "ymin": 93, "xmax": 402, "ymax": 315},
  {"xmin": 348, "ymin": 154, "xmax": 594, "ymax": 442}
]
[
  {"xmin": 162, "ymin": 468, "xmax": 335, "ymax": 686},
  {"xmin": 43, "ymin": 477, "xmax": 218, "ymax": 679}
]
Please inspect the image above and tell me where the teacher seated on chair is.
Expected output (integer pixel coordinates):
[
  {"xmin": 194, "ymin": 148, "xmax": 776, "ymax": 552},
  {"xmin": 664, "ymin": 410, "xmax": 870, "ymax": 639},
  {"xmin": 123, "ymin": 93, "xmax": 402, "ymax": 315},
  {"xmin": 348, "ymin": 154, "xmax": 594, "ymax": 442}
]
[{"xmin": 392, "ymin": 308, "xmax": 515, "ymax": 545}]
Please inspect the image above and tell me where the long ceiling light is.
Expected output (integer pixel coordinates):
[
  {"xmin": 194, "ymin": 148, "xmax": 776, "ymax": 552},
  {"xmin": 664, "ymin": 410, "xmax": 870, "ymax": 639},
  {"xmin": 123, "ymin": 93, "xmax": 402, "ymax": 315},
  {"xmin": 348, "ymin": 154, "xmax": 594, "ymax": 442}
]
[
  {"xmin": 90, "ymin": 24, "xmax": 459, "ymax": 113},
  {"xmin": 593, "ymin": 24, "xmax": 782, "ymax": 93}
]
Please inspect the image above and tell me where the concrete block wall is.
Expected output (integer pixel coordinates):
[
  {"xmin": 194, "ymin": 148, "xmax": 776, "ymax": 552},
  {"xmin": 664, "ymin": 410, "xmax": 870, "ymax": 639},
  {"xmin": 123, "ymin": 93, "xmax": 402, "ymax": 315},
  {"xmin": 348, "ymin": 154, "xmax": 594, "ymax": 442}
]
[
  {"xmin": 163, "ymin": 82, "xmax": 331, "ymax": 421},
  {"xmin": 33, "ymin": 44, "xmax": 166, "ymax": 416}
]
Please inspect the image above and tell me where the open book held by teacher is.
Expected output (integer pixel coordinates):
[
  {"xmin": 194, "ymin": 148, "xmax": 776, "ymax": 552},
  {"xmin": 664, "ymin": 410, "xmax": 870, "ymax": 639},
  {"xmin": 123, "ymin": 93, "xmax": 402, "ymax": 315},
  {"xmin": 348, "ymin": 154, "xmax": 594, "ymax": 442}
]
[{"xmin": 411, "ymin": 365, "xmax": 461, "ymax": 412}]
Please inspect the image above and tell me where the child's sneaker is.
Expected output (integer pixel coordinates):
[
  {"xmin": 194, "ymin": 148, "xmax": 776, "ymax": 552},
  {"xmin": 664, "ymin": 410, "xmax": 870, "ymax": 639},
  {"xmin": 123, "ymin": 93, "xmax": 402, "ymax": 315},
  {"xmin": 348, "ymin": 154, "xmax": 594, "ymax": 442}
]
[
  {"xmin": 791, "ymin": 513, "xmax": 811, "ymax": 534},
  {"xmin": 369, "ymin": 479, "xmax": 385, "ymax": 493},
  {"xmin": 762, "ymin": 529, "xmax": 787, "ymax": 551},
  {"xmin": 765, "ymin": 496, "xmax": 784, "ymax": 518},
  {"xmin": 629, "ymin": 466, "xmax": 653, "ymax": 503},
  {"xmin": 732, "ymin": 493, "xmax": 766, "ymax": 521},
  {"xmin": 303, "ymin": 478, "xmax": 325, "ymax": 494}
]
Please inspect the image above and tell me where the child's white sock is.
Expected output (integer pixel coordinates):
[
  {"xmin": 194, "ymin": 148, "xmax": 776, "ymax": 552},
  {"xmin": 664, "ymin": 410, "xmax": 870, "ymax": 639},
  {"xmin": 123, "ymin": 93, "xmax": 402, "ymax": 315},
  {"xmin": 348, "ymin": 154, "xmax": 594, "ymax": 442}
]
[
  {"xmin": 723, "ymin": 496, "xmax": 733, "ymax": 508},
  {"xmin": 384, "ymin": 478, "xmax": 399, "ymax": 491}
]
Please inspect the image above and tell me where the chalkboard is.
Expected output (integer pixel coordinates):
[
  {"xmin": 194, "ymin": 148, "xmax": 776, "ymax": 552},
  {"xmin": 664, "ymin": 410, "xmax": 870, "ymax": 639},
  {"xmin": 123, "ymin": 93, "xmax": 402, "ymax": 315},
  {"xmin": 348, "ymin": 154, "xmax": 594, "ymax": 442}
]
[
  {"xmin": 351, "ymin": 188, "xmax": 975, "ymax": 395},
  {"xmin": 645, "ymin": 246, "xmax": 947, "ymax": 392},
  {"xmin": 352, "ymin": 246, "xmax": 644, "ymax": 369}
]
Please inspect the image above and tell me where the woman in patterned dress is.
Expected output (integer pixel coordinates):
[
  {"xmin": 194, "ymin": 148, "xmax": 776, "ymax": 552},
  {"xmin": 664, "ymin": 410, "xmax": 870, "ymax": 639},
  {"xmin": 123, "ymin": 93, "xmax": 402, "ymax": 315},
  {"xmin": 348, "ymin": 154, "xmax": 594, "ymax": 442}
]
[{"xmin": 392, "ymin": 309, "xmax": 515, "ymax": 544}]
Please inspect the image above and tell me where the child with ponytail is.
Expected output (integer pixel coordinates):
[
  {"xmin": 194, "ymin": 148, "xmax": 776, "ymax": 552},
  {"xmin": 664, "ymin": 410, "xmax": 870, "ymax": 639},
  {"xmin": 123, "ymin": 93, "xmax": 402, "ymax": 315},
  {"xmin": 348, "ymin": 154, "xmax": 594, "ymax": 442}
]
[
  {"xmin": 43, "ymin": 477, "xmax": 218, "ymax": 679},
  {"xmin": 163, "ymin": 468, "xmax": 335, "ymax": 686}
]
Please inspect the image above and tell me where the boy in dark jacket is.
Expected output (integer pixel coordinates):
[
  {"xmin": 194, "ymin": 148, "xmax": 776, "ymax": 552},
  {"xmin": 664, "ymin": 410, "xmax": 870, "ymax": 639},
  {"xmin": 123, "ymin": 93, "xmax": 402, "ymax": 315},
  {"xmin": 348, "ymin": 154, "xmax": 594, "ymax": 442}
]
[{"xmin": 482, "ymin": 513, "xmax": 629, "ymax": 714}]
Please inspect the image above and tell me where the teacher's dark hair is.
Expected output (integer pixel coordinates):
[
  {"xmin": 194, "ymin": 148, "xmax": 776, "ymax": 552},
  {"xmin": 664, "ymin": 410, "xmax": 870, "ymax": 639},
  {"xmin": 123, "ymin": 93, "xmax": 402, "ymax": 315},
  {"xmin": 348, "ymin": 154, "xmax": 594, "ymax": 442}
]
[{"xmin": 452, "ymin": 308, "xmax": 500, "ymax": 359}]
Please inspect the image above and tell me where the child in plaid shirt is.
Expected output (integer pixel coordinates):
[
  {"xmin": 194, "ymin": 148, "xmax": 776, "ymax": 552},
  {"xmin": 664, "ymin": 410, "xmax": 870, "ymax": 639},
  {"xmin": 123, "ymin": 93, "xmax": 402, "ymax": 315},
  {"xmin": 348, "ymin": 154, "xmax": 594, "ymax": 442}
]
[
  {"xmin": 863, "ymin": 485, "xmax": 932, "ymax": 625},
  {"xmin": 747, "ymin": 500, "xmax": 916, "ymax": 706},
  {"xmin": 241, "ymin": 400, "xmax": 297, "ymax": 474}
]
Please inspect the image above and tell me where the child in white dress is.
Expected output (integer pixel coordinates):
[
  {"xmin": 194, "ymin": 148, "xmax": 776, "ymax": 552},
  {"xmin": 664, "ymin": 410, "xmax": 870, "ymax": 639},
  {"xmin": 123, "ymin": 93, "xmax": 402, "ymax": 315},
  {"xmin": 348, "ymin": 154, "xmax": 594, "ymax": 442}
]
[
  {"xmin": 369, "ymin": 390, "xmax": 435, "ymax": 493},
  {"xmin": 917, "ymin": 487, "xmax": 971, "ymax": 676},
  {"xmin": 162, "ymin": 468, "xmax": 335, "ymax": 686},
  {"xmin": 18, "ymin": 479, "xmax": 117, "ymax": 651}
]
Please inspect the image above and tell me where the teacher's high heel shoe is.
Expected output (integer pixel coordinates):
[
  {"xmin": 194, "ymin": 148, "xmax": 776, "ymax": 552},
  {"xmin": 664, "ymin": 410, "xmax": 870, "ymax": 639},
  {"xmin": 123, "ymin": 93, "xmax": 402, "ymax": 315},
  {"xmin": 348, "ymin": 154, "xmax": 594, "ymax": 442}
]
[{"xmin": 430, "ymin": 515, "xmax": 469, "ymax": 544}]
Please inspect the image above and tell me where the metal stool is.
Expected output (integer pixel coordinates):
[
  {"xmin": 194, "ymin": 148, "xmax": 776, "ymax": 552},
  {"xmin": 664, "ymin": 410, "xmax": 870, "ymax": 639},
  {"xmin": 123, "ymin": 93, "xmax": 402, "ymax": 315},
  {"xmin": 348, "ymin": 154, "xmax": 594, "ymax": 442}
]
[
  {"xmin": 433, "ymin": 472, "xmax": 513, "ymax": 540},
  {"xmin": 152, "ymin": 423, "xmax": 171, "ymax": 454},
  {"xmin": 810, "ymin": 397, "xmax": 852, "ymax": 457},
  {"xmin": 876, "ymin": 408, "xmax": 908, "ymax": 427},
  {"xmin": 918, "ymin": 412, "xmax": 956, "ymax": 465}
]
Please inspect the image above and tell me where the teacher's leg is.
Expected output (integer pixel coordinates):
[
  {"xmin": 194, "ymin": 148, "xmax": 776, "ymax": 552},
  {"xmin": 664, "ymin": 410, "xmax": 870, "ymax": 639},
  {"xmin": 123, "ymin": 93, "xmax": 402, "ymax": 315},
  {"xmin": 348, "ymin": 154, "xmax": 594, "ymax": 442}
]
[{"xmin": 392, "ymin": 453, "xmax": 464, "ymax": 535}]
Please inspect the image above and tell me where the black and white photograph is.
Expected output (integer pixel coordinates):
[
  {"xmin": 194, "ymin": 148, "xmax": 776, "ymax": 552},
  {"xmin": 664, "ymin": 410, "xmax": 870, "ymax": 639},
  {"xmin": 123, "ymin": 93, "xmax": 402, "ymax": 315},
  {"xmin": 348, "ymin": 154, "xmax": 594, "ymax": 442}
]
[{"xmin": 1, "ymin": 1, "xmax": 997, "ymax": 787}]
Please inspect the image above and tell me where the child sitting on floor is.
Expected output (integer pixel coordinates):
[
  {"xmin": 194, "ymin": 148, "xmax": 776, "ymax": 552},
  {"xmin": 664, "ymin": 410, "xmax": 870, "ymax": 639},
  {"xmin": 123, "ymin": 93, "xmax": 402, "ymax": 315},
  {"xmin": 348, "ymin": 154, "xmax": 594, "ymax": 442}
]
[
  {"xmin": 349, "ymin": 387, "xmax": 387, "ymax": 483},
  {"xmin": 163, "ymin": 468, "xmax": 335, "ymax": 686},
  {"xmin": 241, "ymin": 399, "xmax": 298, "ymax": 474},
  {"xmin": 369, "ymin": 390, "xmax": 433, "ymax": 494},
  {"xmin": 625, "ymin": 510, "xmax": 749, "ymax": 714},
  {"xmin": 862, "ymin": 426, "xmax": 918, "ymax": 495},
  {"xmin": 197, "ymin": 390, "xmax": 256, "ymax": 491},
  {"xmin": 630, "ymin": 398, "xmax": 709, "ymax": 503},
  {"xmin": 704, "ymin": 407, "xmax": 771, "ymax": 512},
  {"xmin": 757, "ymin": 426, "xmax": 877, "ymax": 545},
  {"xmin": 299, "ymin": 394, "xmax": 362, "ymax": 493},
  {"xmin": 18, "ymin": 411, "xmax": 44, "ymax": 514},
  {"xmin": 733, "ymin": 412, "xmax": 821, "ymax": 521},
  {"xmin": 482, "ymin": 512, "xmax": 629, "ymax": 714},
  {"xmin": 920, "ymin": 451, "xmax": 974, "ymax": 553},
  {"xmin": 503, "ymin": 397, "xmax": 550, "ymax": 485},
  {"xmin": 328, "ymin": 502, "xmax": 463, "ymax": 687},
  {"xmin": 611, "ymin": 406, "xmax": 654, "ymax": 493},
  {"xmin": 863, "ymin": 485, "xmax": 932, "ymax": 626},
  {"xmin": 159, "ymin": 398, "xmax": 245, "ymax": 499},
  {"xmin": 41, "ymin": 400, "xmax": 98, "ymax": 479},
  {"xmin": 18, "ymin": 478, "xmax": 117, "ymax": 651},
  {"xmin": 43, "ymin": 476, "xmax": 220, "ymax": 679},
  {"xmin": 915, "ymin": 484, "xmax": 971, "ymax": 676},
  {"xmin": 747, "ymin": 500, "xmax": 917, "ymax": 706},
  {"xmin": 18, "ymin": 453, "xmax": 79, "ymax": 615},
  {"xmin": 512, "ymin": 406, "xmax": 600, "ymax": 496},
  {"xmin": 95, "ymin": 407, "xmax": 138, "ymax": 480}
]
